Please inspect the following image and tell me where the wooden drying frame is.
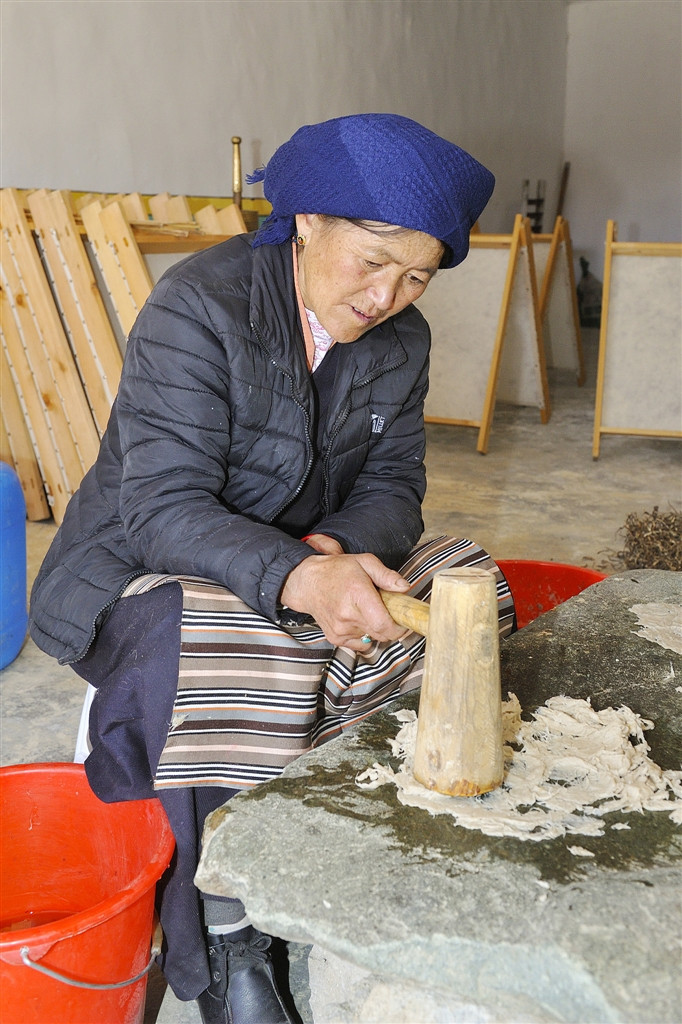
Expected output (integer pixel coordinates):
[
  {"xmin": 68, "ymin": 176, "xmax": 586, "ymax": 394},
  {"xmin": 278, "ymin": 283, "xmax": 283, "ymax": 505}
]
[
  {"xmin": 27, "ymin": 189, "xmax": 123, "ymax": 436},
  {"xmin": 1, "ymin": 188, "xmax": 100, "ymax": 521},
  {"xmin": 1, "ymin": 187, "xmax": 261, "ymax": 522},
  {"xmin": 421, "ymin": 215, "xmax": 550, "ymax": 454},
  {"xmin": 592, "ymin": 220, "xmax": 682, "ymax": 458}
]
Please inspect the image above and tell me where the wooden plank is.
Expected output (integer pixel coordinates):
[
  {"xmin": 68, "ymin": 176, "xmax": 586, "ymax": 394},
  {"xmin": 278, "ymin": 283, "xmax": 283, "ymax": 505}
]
[
  {"xmin": 194, "ymin": 205, "xmax": 222, "ymax": 234},
  {"xmin": 98, "ymin": 200, "xmax": 154, "ymax": 320},
  {"xmin": 72, "ymin": 192, "xmax": 107, "ymax": 213},
  {"xmin": 195, "ymin": 202, "xmax": 247, "ymax": 236},
  {"xmin": 0, "ymin": 341, "xmax": 49, "ymax": 520},
  {"xmin": 0, "ymin": 227, "xmax": 73, "ymax": 522},
  {"xmin": 217, "ymin": 202, "xmax": 247, "ymax": 235},
  {"xmin": 149, "ymin": 192, "xmax": 193, "ymax": 223},
  {"xmin": 119, "ymin": 193, "xmax": 148, "ymax": 222},
  {"xmin": 148, "ymin": 192, "xmax": 171, "ymax": 221},
  {"xmin": 27, "ymin": 189, "xmax": 122, "ymax": 436},
  {"xmin": 536, "ymin": 220, "xmax": 558, "ymax": 322},
  {"xmin": 598, "ymin": 426, "xmax": 682, "ymax": 438},
  {"xmin": 81, "ymin": 199, "xmax": 153, "ymax": 338},
  {"xmin": 134, "ymin": 228, "xmax": 227, "ymax": 254},
  {"xmin": 0, "ymin": 189, "xmax": 100, "ymax": 477},
  {"xmin": 81, "ymin": 199, "xmax": 139, "ymax": 339}
]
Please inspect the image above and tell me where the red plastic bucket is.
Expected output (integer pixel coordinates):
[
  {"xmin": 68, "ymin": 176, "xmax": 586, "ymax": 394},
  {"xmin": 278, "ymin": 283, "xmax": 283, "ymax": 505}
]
[
  {"xmin": 497, "ymin": 559, "xmax": 608, "ymax": 629},
  {"xmin": 0, "ymin": 763, "xmax": 175, "ymax": 1024}
]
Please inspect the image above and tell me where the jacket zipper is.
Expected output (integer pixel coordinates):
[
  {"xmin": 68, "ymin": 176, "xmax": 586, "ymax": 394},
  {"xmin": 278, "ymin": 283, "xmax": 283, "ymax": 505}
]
[
  {"xmin": 75, "ymin": 567, "xmax": 154, "ymax": 664},
  {"xmin": 250, "ymin": 320, "xmax": 315, "ymax": 523}
]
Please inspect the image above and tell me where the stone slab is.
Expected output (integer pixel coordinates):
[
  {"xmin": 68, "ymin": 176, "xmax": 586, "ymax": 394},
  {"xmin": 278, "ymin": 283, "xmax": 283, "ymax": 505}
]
[{"xmin": 197, "ymin": 570, "xmax": 682, "ymax": 1023}]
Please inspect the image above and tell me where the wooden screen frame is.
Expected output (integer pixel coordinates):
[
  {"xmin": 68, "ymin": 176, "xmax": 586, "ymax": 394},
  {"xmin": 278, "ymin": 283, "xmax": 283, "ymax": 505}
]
[
  {"xmin": 418, "ymin": 214, "xmax": 550, "ymax": 453},
  {"xmin": 592, "ymin": 220, "xmax": 682, "ymax": 458}
]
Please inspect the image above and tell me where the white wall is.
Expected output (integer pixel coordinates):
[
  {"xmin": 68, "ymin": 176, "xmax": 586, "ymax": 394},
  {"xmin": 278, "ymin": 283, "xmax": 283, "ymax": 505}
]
[
  {"xmin": 1, "ymin": 0, "xmax": 568, "ymax": 234},
  {"xmin": 564, "ymin": 0, "xmax": 682, "ymax": 277}
]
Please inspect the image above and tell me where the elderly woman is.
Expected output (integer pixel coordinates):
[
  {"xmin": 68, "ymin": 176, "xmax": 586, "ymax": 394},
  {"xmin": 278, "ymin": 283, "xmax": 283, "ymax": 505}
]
[{"xmin": 30, "ymin": 114, "xmax": 515, "ymax": 1024}]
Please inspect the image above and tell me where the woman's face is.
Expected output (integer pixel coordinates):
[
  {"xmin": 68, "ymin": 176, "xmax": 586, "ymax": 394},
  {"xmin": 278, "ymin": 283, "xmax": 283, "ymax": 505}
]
[{"xmin": 294, "ymin": 214, "xmax": 444, "ymax": 343}]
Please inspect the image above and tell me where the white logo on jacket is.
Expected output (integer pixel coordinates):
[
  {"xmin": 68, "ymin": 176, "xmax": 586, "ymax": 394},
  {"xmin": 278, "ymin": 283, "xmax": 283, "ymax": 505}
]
[{"xmin": 371, "ymin": 414, "xmax": 385, "ymax": 434}]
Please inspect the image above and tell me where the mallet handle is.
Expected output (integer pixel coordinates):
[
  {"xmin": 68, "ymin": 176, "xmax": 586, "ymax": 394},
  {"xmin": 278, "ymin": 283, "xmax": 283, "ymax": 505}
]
[{"xmin": 380, "ymin": 590, "xmax": 430, "ymax": 637}]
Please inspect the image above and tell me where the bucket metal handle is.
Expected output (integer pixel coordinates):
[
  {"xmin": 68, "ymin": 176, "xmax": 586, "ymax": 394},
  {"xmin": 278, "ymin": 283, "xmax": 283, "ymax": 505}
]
[{"xmin": 18, "ymin": 916, "xmax": 163, "ymax": 991}]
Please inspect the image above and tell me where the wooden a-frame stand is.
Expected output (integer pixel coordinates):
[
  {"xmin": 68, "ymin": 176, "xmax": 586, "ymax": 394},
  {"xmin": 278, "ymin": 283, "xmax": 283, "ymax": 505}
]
[
  {"xmin": 417, "ymin": 214, "xmax": 550, "ymax": 453},
  {"xmin": 592, "ymin": 221, "xmax": 682, "ymax": 458}
]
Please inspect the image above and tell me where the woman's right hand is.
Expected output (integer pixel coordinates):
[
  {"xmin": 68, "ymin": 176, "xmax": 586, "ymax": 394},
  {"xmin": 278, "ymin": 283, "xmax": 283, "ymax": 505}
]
[{"xmin": 280, "ymin": 552, "xmax": 410, "ymax": 651}]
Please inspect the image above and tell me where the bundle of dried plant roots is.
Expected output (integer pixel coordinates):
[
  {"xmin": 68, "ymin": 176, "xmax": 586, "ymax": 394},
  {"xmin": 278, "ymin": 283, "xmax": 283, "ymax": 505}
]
[
  {"xmin": 585, "ymin": 506, "xmax": 682, "ymax": 573},
  {"xmin": 614, "ymin": 506, "xmax": 681, "ymax": 572}
]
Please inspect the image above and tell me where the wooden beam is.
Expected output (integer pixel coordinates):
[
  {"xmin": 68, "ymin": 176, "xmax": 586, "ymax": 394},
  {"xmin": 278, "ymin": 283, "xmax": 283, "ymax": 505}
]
[
  {"xmin": 134, "ymin": 228, "xmax": 228, "ymax": 254},
  {"xmin": 537, "ymin": 216, "xmax": 561, "ymax": 321},
  {"xmin": 592, "ymin": 220, "xmax": 616, "ymax": 459},
  {"xmin": 610, "ymin": 241, "xmax": 682, "ymax": 257},
  {"xmin": 476, "ymin": 216, "xmax": 524, "ymax": 454}
]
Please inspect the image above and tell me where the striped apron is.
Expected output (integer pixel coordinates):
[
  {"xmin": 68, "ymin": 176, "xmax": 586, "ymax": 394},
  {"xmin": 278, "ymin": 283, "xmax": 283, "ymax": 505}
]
[{"xmin": 120, "ymin": 536, "xmax": 515, "ymax": 792}]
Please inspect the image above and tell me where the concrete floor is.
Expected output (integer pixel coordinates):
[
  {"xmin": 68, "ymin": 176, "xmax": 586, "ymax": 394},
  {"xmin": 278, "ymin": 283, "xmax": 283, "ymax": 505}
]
[{"xmin": 1, "ymin": 329, "xmax": 680, "ymax": 1022}]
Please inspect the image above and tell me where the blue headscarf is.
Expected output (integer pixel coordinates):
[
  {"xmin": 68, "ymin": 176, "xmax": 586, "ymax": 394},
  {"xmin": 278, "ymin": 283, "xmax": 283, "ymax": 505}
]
[{"xmin": 248, "ymin": 113, "xmax": 494, "ymax": 268}]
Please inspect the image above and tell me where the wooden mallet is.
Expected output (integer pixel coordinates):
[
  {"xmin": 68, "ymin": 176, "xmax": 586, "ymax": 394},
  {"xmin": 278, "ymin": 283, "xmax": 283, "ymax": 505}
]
[{"xmin": 380, "ymin": 566, "xmax": 504, "ymax": 797}]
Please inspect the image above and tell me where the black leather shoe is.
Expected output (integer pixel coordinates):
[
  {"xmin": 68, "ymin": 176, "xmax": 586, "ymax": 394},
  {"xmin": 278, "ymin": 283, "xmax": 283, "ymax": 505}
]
[
  {"xmin": 197, "ymin": 927, "xmax": 295, "ymax": 1024},
  {"xmin": 196, "ymin": 932, "xmax": 230, "ymax": 1024},
  {"xmin": 225, "ymin": 928, "xmax": 295, "ymax": 1024}
]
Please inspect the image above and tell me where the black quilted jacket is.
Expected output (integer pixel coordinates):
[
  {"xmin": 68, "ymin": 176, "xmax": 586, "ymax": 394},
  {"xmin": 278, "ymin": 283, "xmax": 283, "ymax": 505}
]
[{"xmin": 29, "ymin": 235, "xmax": 431, "ymax": 664}]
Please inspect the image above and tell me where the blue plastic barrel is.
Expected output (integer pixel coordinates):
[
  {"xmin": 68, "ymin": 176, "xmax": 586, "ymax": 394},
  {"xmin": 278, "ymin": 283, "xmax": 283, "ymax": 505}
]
[{"xmin": 0, "ymin": 462, "xmax": 27, "ymax": 670}]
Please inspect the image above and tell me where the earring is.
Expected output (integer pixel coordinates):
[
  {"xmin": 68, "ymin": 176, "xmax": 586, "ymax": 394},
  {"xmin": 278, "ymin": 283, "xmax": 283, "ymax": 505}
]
[{"xmin": 295, "ymin": 234, "xmax": 306, "ymax": 246}]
